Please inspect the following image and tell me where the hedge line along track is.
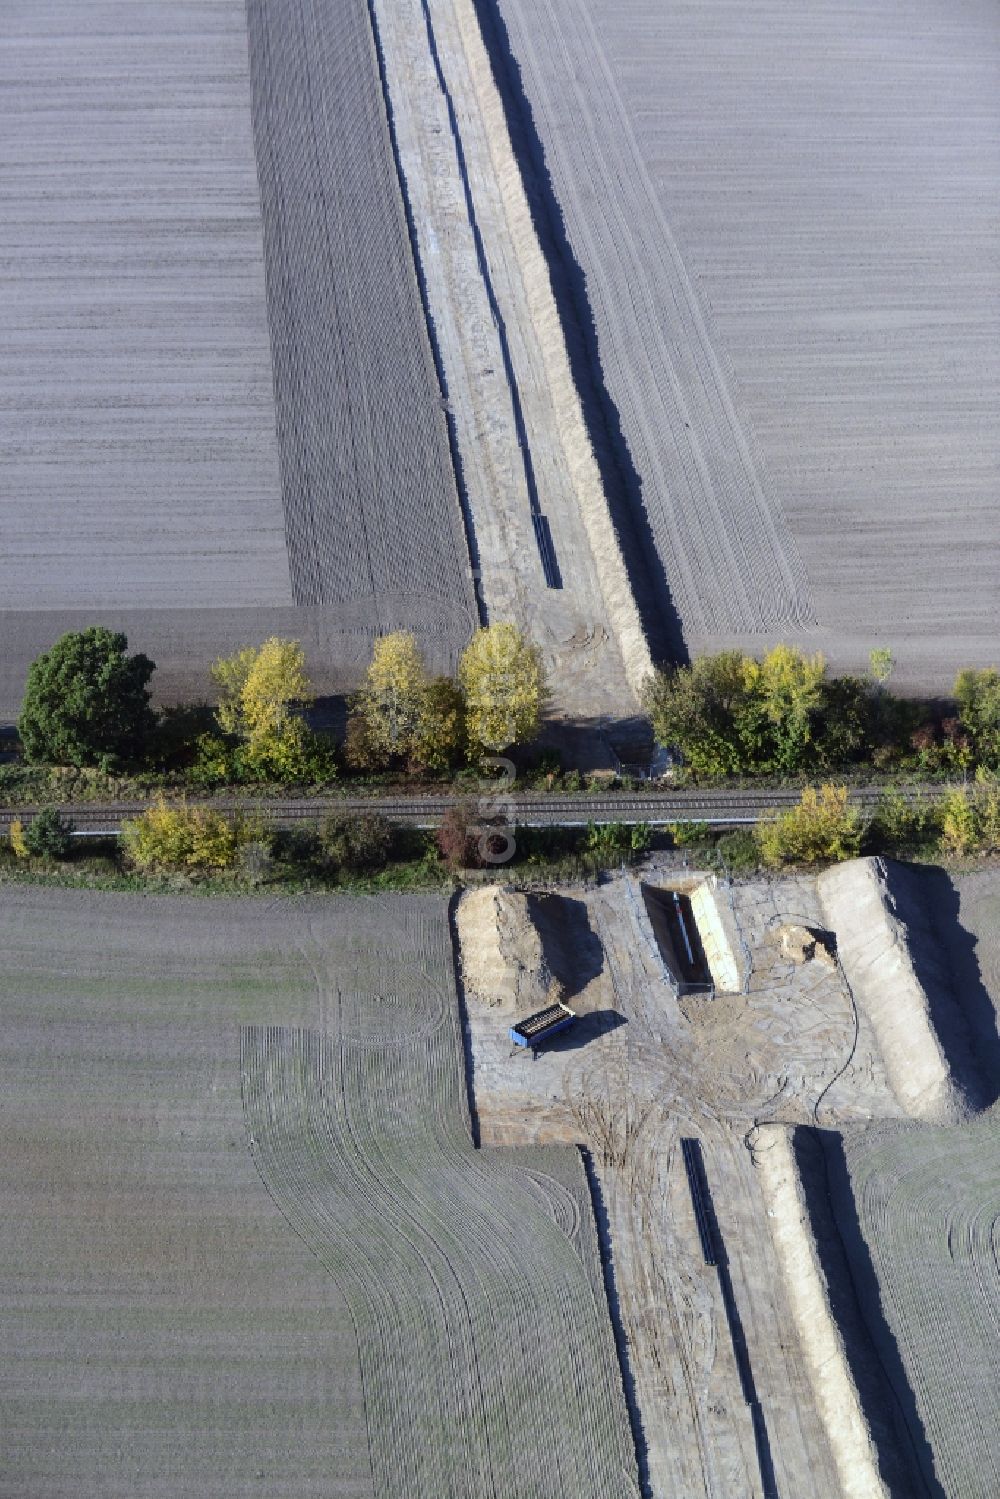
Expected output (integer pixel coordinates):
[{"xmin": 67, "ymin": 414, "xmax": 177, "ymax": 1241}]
[
  {"xmin": 0, "ymin": 784, "xmax": 950, "ymax": 835},
  {"xmin": 240, "ymin": 1011, "xmax": 640, "ymax": 1494}
]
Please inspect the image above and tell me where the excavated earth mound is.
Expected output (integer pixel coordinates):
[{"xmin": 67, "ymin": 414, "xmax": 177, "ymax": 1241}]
[
  {"xmin": 456, "ymin": 886, "xmax": 599, "ymax": 1013},
  {"xmin": 819, "ymin": 858, "xmax": 982, "ymax": 1123}
]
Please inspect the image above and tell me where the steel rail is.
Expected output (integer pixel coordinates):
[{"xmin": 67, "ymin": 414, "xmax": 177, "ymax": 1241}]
[{"xmin": 0, "ymin": 783, "xmax": 950, "ymax": 835}]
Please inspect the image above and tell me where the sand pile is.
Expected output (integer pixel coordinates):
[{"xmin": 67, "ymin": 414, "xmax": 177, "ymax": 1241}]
[
  {"xmin": 456, "ymin": 887, "xmax": 566, "ymax": 1012},
  {"xmin": 774, "ymin": 923, "xmax": 836, "ymax": 968},
  {"xmin": 819, "ymin": 858, "xmax": 977, "ymax": 1122}
]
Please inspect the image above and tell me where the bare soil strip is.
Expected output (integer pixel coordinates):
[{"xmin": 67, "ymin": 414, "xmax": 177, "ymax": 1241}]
[
  {"xmin": 244, "ymin": 0, "xmax": 477, "ymax": 629},
  {"xmin": 370, "ymin": 0, "xmax": 653, "ymax": 717},
  {"xmin": 751, "ymin": 1126, "xmax": 891, "ymax": 1499}
]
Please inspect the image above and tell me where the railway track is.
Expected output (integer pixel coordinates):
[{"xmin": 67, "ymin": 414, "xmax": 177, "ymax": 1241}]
[{"xmin": 0, "ymin": 784, "xmax": 949, "ymax": 835}]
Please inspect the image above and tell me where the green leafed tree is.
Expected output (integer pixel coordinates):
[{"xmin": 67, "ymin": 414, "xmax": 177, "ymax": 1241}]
[
  {"xmin": 18, "ymin": 627, "xmax": 155, "ymax": 768},
  {"xmin": 646, "ymin": 646, "xmax": 837, "ymax": 777},
  {"xmin": 642, "ymin": 651, "xmax": 753, "ymax": 777},
  {"xmin": 745, "ymin": 645, "xmax": 827, "ymax": 773},
  {"xmin": 955, "ymin": 667, "xmax": 1000, "ymax": 769}
]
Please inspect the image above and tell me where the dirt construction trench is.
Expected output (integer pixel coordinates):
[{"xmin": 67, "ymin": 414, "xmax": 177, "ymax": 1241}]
[{"xmin": 455, "ymin": 863, "xmax": 1000, "ymax": 1499}]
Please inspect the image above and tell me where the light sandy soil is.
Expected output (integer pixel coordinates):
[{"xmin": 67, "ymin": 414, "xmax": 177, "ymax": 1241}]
[
  {"xmin": 371, "ymin": 0, "xmax": 652, "ymax": 722},
  {"xmin": 488, "ymin": 0, "xmax": 1000, "ymax": 687},
  {"xmin": 455, "ymin": 867, "xmax": 898, "ymax": 1496},
  {"xmin": 819, "ymin": 859, "xmax": 982, "ymax": 1122},
  {"xmin": 457, "ymin": 859, "xmax": 1000, "ymax": 1497}
]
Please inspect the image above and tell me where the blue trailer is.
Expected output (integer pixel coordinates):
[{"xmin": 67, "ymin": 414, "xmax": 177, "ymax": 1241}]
[{"xmin": 509, "ymin": 1001, "xmax": 576, "ymax": 1050}]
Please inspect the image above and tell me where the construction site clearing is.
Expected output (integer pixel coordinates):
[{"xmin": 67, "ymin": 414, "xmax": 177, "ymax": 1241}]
[{"xmin": 455, "ymin": 859, "xmax": 1000, "ymax": 1499}]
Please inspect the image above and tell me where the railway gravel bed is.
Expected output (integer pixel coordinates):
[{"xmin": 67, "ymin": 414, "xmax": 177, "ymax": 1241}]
[
  {"xmin": 0, "ymin": 782, "xmax": 950, "ymax": 834},
  {"xmin": 244, "ymin": 0, "xmax": 477, "ymax": 634}
]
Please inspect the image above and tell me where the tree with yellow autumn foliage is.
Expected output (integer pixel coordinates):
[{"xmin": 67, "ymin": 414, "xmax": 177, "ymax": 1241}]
[
  {"xmin": 352, "ymin": 632, "xmax": 428, "ymax": 763},
  {"xmin": 459, "ymin": 623, "xmax": 548, "ymax": 755},
  {"xmin": 204, "ymin": 638, "xmax": 333, "ymax": 783},
  {"xmin": 121, "ymin": 799, "xmax": 262, "ymax": 873},
  {"xmin": 755, "ymin": 783, "xmax": 862, "ymax": 867}
]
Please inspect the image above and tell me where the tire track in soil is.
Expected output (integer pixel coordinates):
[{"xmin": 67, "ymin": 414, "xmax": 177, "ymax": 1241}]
[
  {"xmin": 485, "ymin": 0, "xmax": 815, "ymax": 637},
  {"xmin": 241, "ymin": 1017, "xmax": 640, "ymax": 1497}
]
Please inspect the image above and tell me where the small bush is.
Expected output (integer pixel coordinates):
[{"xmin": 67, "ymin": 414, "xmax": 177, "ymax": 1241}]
[
  {"xmin": 239, "ymin": 723, "xmax": 337, "ymax": 785},
  {"xmin": 121, "ymin": 799, "xmax": 260, "ymax": 873},
  {"xmin": 318, "ymin": 813, "xmax": 393, "ymax": 874},
  {"xmin": 269, "ymin": 824, "xmax": 321, "ymax": 867},
  {"xmin": 713, "ymin": 828, "xmax": 760, "ymax": 873},
  {"xmin": 756, "ymin": 784, "xmax": 862, "ymax": 867},
  {"xmin": 666, "ymin": 820, "xmax": 710, "ymax": 848},
  {"xmin": 9, "ymin": 818, "xmax": 28, "ymax": 859},
  {"xmin": 24, "ymin": 806, "xmax": 75, "ymax": 859},
  {"xmin": 939, "ymin": 787, "xmax": 977, "ymax": 857},
  {"xmin": 436, "ymin": 802, "xmax": 485, "ymax": 872},
  {"xmin": 238, "ymin": 840, "xmax": 276, "ymax": 887},
  {"xmin": 534, "ymin": 748, "xmax": 562, "ymax": 777},
  {"xmin": 342, "ymin": 712, "xmax": 388, "ymax": 772},
  {"xmin": 151, "ymin": 703, "xmax": 218, "ymax": 770},
  {"xmin": 867, "ymin": 788, "xmax": 940, "ymax": 854},
  {"xmin": 584, "ymin": 821, "xmax": 650, "ymax": 866},
  {"xmin": 188, "ymin": 732, "xmax": 239, "ymax": 789}
]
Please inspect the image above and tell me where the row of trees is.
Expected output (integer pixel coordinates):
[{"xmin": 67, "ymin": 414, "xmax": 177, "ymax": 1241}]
[
  {"xmin": 15, "ymin": 623, "xmax": 549, "ymax": 781},
  {"xmin": 642, "ymin": 646, "xmax": 1000, "ymax": 779},
  {"xmin": 346, "ymin": 623, "xmax": 546, "ymax": 771}
]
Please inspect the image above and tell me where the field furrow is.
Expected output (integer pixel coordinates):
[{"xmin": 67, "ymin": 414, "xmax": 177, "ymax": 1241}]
[{"xmin": 244, "ymin": 0, "xmax": 477, "ymax": 629}]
